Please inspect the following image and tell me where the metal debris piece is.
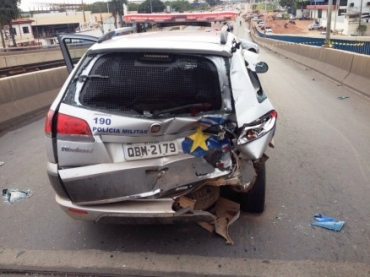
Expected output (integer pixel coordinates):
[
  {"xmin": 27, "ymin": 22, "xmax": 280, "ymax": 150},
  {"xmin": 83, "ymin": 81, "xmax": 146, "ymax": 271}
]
[
  {"xmin": 198, "ymin": 197, "xmax": 240, "ymax": 245},
  {"xmin": 310, "ymin": 214, "xmax": 345, "ymax": 232},
  {"xmin": 338, "ymin": 96, "xmax": 350, "ymax": 100},
  {"xmin": 2, "ymin": 189, "xmax": 32, "ymax": 204},
  {"xmin": 0, "ymin": 161, "xmax": 4, "ymax": 166}
]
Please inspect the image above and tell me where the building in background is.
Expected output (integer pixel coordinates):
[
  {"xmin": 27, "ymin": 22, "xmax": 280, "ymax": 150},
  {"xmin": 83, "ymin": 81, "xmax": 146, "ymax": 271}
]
[{"xmin": 306, "ymin": 0, "xmax": 370, "ymax": 35}]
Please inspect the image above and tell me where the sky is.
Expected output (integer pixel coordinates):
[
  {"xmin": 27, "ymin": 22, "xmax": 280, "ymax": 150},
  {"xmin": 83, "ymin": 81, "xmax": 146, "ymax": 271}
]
[{"xmin": 19, "ymin": 0, "xmax": 108, "ymax": 12}]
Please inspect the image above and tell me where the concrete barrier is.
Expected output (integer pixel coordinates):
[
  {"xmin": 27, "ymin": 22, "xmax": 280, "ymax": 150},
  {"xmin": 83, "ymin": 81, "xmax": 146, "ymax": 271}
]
[
  {"xmin": 4, "ymin": 51, "xmax": 64, "ymax": 68},
  {"xmin": 0, "ymin": 67, "xmax": 68, "ymax": 130},
  {"xmin": 0, "ymin": 56, "xmax": 7, "ymax": 69},
  {"xmin": 0, "ymin": 47, "xmax": 88, "ymax": 69},
  {"xmin": 316, "ymin": 48, "xmax": 354, "ymax": 83},
  {"xmin": 342, "ymin": 54, "xmax": 370, "ymax": 94}
]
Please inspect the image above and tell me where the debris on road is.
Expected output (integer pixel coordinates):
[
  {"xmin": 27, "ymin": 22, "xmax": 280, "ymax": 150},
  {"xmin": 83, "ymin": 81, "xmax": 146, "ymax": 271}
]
[
  {"xmin": 0, "ymin": 161, "xmax": 4, "ymax": 166},
  {"xmin": 198, "ymin": 197, "xmax": 240, "ymax": 245},
  {"xmin": 2, "ymin": 189, "xmax": 32, "ymax": 204},
  {"xmin": 338, "ymin": 96, "xmax": 350, "ymax": 100},
  {"xmin": 310, "ymin": 214, "xmax": 345, "ymax": 232}
]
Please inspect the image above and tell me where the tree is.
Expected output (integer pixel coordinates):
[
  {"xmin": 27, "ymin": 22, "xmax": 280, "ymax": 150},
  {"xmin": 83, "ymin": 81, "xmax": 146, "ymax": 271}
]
[
  {"xmin": 128, "ymin": 3, "xmax": 140, "ymax": 11},
  {"xmin": 204, "ymin": 0, "xmax": 221, "ymax": 7},
  {"xmin": 108, "ymin": 0, "xmax": 127, "ymax": 28},
  {"xmin": 0, "ymin": 0, "xmax": 20, "ymax": 48},
  {"xmin": 138, "ymin": 0, "xmax": 165, "ymax": 13},
  {"xmin": 279, "ymin": 0, "xmax": 310, "ymax": 10},
  {"xmin": 84, "ymin": 2, "xmax": 109, "ymax": 14},
  {"xmin": 357, "ymin": 24, "xmax": 367, "ymax": 36},
  {"xmin": 165, "ymin": 0, "xmax": 192, "ymax": 12}
]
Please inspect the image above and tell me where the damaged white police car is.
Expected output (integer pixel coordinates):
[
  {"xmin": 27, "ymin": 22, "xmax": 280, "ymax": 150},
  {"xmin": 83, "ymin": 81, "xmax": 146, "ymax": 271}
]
[{"xmin": 44, "ymin": 12, "xmax": 277, "ymax": 224}]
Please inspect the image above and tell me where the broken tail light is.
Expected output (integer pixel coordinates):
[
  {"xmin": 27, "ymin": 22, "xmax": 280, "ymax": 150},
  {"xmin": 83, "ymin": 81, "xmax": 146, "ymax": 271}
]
[
  {"xmin": 57, "ymin": 113, "xmax": 92, "ymax": 136},
  {"xmin": 237, "ymin": 110, "xmax": 277, "ymax": 145}
]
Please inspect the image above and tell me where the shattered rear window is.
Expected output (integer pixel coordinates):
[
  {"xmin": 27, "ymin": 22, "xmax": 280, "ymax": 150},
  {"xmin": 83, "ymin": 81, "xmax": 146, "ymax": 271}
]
[{"xmin": 71, "ymin": 53, "xmax": 223, "ymax": 116}]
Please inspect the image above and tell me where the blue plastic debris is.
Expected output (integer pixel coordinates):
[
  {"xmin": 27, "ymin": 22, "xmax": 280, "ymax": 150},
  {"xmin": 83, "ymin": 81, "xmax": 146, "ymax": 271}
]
[{"xmin": 310, "ymin": 214, "xmax": 345, "ymax": 232}]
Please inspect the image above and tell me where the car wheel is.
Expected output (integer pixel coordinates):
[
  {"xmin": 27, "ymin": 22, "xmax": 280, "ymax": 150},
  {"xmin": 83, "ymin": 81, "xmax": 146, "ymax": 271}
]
[
  {"xmin": 220, "ymin": 163, "xmax": 266, "ymax": 213},
  {"xmin": 239, "ymin": 163, "xmax": 266, "ymax": 213}
]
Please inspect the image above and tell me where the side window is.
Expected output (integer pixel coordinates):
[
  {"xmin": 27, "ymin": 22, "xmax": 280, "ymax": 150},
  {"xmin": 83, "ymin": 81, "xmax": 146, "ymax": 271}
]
[{"xmin": 247, "ymin": 68, "xmax": 267, "ymax": 103}]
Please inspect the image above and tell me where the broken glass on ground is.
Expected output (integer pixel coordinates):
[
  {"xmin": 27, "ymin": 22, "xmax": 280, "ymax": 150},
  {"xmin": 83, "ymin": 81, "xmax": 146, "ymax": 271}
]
[{"xmin": 2, "ymin": 189, "xmax": 32, "ymax": 204}]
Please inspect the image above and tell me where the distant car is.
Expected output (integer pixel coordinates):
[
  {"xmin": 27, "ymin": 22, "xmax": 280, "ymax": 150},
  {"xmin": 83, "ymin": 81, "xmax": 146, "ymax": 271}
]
[
  {"xmin": 239, "ymin": 38, "xmax": 260, "ymax": 53},
  {"xmin": 261, "ymin": 25, "xmax": 271, "ymax": 30},
  {"xmin": 275, "ymin": 13, "xmax": 283, "ymax": 19},
  {"xmin": 308, "ymin": 23, "xmax": 322, "ymax": 30},
  {"xmin": 265, "ymin": 29, "xmax": 274, "ymax": 34}
]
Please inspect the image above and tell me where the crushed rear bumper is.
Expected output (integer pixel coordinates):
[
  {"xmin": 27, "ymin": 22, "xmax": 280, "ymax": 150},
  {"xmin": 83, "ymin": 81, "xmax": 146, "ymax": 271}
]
[{"xmin": 55, "ymin": 194, "xmax": 216, "ymax": 224}]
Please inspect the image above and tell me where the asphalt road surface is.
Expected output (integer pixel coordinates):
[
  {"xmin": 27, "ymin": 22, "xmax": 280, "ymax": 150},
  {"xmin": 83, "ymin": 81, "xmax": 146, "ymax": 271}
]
[{"xmin": 0, "ymin": 21, "xmax": 370, "ymax": 277}]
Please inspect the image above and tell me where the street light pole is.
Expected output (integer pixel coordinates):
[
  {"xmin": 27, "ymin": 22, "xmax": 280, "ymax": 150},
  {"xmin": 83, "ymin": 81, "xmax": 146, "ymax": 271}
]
[
  {"xmin": 264, "ymin": 0, "xmax": 266, "ymax": 37},
  {"xmin": 359, "ymin": 0, "xmax": 363, "ymax": 28},
  {"xmin": 324, "ymin": 0, "xmax": 333, "ymax": 47},
  {"xmin": 150, "ymin": 0, "xmax": 153, "ymax": 13}
]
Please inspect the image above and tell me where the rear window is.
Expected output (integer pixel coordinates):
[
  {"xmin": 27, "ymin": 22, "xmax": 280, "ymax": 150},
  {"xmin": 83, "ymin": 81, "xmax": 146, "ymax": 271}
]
[{"xmin": 65, "ymin": 53, "xmax": 222, "ymax": 117}]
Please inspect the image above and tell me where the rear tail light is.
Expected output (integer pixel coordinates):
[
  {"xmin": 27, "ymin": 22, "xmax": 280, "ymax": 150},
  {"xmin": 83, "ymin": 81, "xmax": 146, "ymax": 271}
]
[
  {"xmin": 237, "ymin": 110, "xmax": 277, "ymax": 145},
  {"xmin": 57, "ymin": 113, "xmax": 92, "ymax": 136},
  {"xmin": 44, "ymin": 110, "xmax": 55, "ymax": 137},
  {"xmin": 68, "ymin": 208, "xmax": 88, "ymax": 215}
]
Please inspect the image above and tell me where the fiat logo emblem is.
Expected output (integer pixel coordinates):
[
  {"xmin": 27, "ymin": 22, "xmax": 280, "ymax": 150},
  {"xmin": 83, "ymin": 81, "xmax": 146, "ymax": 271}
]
[{"xmin": 150, "ymin": 123, "xmax": 161, "ymax": 133}]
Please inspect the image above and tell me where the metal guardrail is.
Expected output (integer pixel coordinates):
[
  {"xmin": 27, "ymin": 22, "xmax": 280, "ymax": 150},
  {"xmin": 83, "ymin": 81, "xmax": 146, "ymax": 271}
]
[{"xmin": 0, "ymin": 45, "xmax": 60, "ymax": 54}]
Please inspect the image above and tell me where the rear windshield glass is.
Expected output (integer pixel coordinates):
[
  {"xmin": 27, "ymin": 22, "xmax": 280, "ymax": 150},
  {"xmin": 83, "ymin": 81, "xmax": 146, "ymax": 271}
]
[{"xmin": 69, "ymin": 53, "xmax": 222, "ymax": 116}]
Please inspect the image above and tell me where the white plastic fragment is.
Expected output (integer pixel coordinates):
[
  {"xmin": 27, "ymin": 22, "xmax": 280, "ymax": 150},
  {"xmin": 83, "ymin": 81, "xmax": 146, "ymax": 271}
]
[
  {"xmin": 2, "ymin": 189, "xmax": 32, "ymax": 204},
  {"xmin": 0, "ymin": 161, "xmax": 4, "ymax": 166}
]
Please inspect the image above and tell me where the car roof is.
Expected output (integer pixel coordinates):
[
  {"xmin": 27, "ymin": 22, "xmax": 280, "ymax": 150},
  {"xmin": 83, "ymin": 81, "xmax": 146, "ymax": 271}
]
[{"xmin": 87, "ymin": 29, "xmax": 234, "ymax": 57}]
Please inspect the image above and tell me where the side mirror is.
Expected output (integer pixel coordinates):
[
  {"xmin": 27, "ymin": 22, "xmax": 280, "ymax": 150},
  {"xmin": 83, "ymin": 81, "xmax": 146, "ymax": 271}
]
[{"xmin": 255, "ymin": 62, "xmax": 268, "ymax": 73}]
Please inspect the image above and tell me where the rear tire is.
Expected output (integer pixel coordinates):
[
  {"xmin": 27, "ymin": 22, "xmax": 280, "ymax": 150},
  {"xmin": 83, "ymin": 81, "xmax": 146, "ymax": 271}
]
[
  {"xmin": 220, "ymin": 163, "xmax": 266, "ymax": 213},
  {"xmin": 240, "ymin": 163, "xmax": 266, "ymax": 213}
]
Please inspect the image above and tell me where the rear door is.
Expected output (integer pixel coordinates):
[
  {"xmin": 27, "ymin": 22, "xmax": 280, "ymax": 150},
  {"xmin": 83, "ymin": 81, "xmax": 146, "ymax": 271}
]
[
  {"xmin": 55, "ymin": 52, "xmax": 228, "ymax": 204},
  {"xmin": 58, "ymin": 34, "xmax": 98, "ymax": 73}
]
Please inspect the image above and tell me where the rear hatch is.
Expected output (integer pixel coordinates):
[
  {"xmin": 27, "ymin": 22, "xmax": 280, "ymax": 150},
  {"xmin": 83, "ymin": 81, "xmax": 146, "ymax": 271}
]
[{"xmin": 54, "ymin": 51, "xmax": 234, "ymax": 205}]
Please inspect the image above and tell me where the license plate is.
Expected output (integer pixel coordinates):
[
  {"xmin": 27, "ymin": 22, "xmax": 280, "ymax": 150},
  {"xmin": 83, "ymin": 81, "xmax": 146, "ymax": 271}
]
[{"xmin": 124, "ymin": 141, "xmax": 179, "ymax": 161}]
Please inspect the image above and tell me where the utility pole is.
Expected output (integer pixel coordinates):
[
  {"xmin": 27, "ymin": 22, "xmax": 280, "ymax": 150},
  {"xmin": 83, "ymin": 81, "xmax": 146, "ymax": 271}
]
[
  {"xmin": 82, "ymin": 0, "xmax": 86, "ymax": 23},
  {"xmin": 334, "ymin": 0, "xmax": 338, "ymax": 31},
  {"xmin": 323, "ymin": 0, "xmax": 333, "ymax": 47},
  {"xmin": 359, "ymin": 0, "xmax": 363, "ymax": 28},
  {"xmin": 0, "ymin": 24, "xmax": 5, "ymax": 48},
  {"xmin": 264, "ymin": 0, "xmax": 266, "ymax": 37}
]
